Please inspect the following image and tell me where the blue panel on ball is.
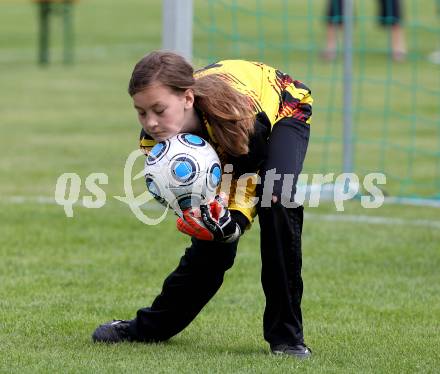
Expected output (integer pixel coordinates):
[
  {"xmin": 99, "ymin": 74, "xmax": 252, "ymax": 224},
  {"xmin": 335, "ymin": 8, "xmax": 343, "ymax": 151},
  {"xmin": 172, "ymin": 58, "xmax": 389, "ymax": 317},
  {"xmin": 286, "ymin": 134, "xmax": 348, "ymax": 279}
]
[
  {"xmin": 146, "ymin": 178, "xmax": 159, "ymax": 195},
  {"xmin": 183, "ymin": 134, "xmax": 205, "ymax": 146},
  {"xmin": 147, "ymin": 141, "xmax": 168, "ymax": 165},
  {"xmin": 211, "ymin": 165, "xmax": 221, "ymax": 186},
  {"xmin": 178, "ymin": 197, "xmax": 192, "ymax": 210},
  {"xmin": 150, "ymin": 142, "xmax": 164, "ymax": 157},
  {"xmin": 174, "ymin": 161, "xmax": 193, "ymax": 180}
]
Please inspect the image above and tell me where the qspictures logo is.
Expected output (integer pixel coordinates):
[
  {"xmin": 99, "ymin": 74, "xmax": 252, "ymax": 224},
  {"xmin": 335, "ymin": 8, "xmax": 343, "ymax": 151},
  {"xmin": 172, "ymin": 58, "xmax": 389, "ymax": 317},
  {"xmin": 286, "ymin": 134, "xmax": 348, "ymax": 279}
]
[{"xmin": 54, "ymin": 149, "xmax": 387, "ymax": 225}]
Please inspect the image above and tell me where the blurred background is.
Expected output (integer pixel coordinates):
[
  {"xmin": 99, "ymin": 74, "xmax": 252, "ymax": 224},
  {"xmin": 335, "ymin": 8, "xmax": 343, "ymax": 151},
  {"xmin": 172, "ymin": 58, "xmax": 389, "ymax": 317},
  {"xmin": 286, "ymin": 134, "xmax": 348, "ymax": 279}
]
[
  {"xmin": 1, "ymin": 0, "xmax": 439, "ymax": 204},
  {"xmin": 196, "ymin": 0, "xmax": 440, "ymax": 200},
  {"xmin": 1, "ymin": 1, "xmax": 439, "ymax": 371}
]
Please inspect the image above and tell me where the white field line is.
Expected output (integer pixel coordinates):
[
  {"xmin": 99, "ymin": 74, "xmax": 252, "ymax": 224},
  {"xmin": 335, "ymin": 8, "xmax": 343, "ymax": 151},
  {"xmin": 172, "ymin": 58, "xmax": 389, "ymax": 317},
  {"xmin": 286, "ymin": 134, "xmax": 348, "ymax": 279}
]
[
  {"xmin": 384, "ymin": 196, "xmax": 440, "ymax": 208},
  {"xmin": 2, "ymin": 195, "xmax": 440, "ymax": 229},
  {"xmin": 304, "ymin": 212, "xmax": 440, "ymax": 229}
]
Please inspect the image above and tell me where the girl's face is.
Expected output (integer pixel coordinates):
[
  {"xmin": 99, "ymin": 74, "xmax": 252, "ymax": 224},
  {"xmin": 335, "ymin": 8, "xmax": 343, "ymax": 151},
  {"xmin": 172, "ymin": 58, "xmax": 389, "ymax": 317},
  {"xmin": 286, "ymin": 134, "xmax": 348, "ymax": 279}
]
[{"xmin": 133, "ymin": 82, "xmax": 196, "ymax": 142}]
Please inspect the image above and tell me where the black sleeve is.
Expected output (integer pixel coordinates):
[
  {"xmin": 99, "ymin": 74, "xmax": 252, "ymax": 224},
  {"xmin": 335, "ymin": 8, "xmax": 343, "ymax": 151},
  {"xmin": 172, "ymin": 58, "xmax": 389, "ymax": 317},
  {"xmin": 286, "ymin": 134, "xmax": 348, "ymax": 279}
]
[
  {"xmin": 230, "ymin": 209, "xmax": 250, "ymax": 232},
  {"xmin": 226, "ymin": 112, "xmax": 271, "ymax": 178}
]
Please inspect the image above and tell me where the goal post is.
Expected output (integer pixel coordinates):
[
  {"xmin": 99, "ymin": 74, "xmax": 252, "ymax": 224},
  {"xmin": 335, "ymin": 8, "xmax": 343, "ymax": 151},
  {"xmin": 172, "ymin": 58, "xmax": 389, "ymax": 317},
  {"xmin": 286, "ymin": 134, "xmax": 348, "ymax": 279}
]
[{"xmin": 162, "ymin": 0, "xmax": 193, "ymax": 61}]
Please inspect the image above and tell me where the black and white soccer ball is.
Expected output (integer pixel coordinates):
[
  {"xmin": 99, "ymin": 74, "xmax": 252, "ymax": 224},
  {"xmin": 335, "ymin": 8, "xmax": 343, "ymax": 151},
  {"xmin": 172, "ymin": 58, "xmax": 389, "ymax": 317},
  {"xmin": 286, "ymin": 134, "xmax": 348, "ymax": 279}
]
[{"xmin": 144, "ymin": 133, "xmax": 222, "ymax": 216}]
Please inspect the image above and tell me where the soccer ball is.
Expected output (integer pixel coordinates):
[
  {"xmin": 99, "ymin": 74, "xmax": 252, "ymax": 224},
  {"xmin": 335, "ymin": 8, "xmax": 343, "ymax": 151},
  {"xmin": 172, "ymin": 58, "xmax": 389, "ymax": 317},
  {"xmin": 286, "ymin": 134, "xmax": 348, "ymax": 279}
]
[{"xmin": 144, "ymin": 133, "xmax": 222, "ymax": 216}]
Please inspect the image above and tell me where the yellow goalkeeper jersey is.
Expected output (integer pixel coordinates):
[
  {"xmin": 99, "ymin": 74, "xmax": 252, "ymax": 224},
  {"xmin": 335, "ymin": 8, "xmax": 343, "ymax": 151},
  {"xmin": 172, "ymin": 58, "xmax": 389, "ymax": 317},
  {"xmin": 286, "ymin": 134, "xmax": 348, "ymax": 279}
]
[
  {"xmin": 194, "ymin": 60, "xmax": 312, "ymax": 126},
  {"xmin": 140, "ymin": 59, "xmax": 313, "ymax": 224}
]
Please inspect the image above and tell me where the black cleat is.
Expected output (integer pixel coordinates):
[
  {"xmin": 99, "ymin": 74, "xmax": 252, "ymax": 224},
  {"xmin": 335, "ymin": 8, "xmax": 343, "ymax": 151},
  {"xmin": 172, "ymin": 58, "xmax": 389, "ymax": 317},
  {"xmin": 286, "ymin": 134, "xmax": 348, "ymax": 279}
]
[
  {"xmin": 92, "ymin": 320, "xmax": 138, "ymax": 343},
  {"xmin": 270, "ymin": 343, "xmax": 312, "ymax": 359}
]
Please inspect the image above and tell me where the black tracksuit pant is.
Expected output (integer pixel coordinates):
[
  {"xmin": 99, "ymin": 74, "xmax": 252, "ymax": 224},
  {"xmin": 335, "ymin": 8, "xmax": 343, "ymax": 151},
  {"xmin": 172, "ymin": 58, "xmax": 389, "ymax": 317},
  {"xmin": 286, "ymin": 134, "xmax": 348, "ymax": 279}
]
[{"xmin": 133, "ymin": 119, "xmax": 309, "ymax": 346}]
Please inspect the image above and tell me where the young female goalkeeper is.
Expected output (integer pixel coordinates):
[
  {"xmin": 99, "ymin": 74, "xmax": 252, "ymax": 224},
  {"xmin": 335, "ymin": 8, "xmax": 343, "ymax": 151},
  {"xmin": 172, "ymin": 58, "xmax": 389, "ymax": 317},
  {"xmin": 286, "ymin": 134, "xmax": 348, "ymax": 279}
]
[{"xmin": 92, "ymin": 51, "xmax": 313, "ymax": 358}]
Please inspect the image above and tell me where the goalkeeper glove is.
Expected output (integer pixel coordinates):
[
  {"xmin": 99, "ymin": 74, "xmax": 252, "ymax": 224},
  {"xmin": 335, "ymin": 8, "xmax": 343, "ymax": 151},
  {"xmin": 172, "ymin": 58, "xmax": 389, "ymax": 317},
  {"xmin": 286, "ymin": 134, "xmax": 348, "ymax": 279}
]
[{"xmin": 176, "ymin": 195, "xmax": 242, "ymax": 243}]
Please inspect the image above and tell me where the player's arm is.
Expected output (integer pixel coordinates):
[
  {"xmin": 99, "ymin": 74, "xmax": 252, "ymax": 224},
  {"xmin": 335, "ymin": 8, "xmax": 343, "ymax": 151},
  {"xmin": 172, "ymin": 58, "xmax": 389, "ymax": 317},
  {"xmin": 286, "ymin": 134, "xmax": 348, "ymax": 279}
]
[
  {"xmin": 225, "ymin": 112, "xmax": 270, "ymax": 225},
  {"xmin": 176, "ymin": 194, "xmax": 246, "ymax": 243},
  {"xmin": 226, "ymin": 176, "xmax": 258, "ymax": 225},
  {"xmin": 177, "ymin": 113, "xmax": 270, "ymax": 242},
  {"xmin": 176, "ymin": 174, "xmax": 256, "ymax": 242}
]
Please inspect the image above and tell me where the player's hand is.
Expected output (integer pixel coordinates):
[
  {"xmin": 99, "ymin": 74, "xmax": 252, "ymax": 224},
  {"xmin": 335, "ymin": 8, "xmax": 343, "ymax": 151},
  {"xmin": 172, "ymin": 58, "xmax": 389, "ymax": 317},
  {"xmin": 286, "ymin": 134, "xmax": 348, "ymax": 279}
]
[
  {"xmin": 176, "ymin": 207, "xmax": 215, "ymax": 241},
  {"xmin": 199, "ymin": 195, "xmax": 241, "ymax": 243},
  {"xmin": 176, "ymin": 194, "xmax": 241, "ymax": 243}
]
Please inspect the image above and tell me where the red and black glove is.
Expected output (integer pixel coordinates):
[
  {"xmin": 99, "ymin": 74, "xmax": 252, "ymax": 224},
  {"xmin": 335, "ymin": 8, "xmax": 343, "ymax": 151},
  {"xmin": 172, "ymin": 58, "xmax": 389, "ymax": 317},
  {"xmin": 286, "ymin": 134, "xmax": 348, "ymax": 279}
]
[
  {"xmin": 176, "ymin": 207, "xmax": 215, "ymax": 241},
  {"xmin": 176, "ymin": 195, "xmax": 242, "ymax": 243}
]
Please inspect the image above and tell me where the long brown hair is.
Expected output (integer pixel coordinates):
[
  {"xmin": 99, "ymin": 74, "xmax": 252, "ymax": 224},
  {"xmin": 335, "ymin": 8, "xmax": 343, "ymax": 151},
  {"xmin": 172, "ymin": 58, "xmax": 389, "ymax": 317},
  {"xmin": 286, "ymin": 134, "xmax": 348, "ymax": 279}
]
[{"xmin": 128, "ymin": 51, "xmax": 255, "ymax": 156}]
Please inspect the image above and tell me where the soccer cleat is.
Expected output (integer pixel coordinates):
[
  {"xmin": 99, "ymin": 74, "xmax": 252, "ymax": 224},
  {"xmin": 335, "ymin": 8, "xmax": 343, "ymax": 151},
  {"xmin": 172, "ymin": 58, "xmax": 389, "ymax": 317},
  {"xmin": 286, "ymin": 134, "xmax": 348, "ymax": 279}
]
[
  {"xmin": 92, "ymin": 320, "xmax": 138, "ymax": 343},
  {"xmin": 270, "ymin": 343, "xmax": 312, "ymax": 359}
]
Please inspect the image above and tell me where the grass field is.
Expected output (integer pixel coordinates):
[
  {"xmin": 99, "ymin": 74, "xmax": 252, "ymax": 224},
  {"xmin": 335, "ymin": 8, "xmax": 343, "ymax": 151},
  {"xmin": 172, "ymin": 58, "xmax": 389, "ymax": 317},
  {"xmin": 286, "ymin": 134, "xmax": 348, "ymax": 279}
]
[{"xmin": 1, "ymin": 0, "xmax": 439, "ymax": 372}]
